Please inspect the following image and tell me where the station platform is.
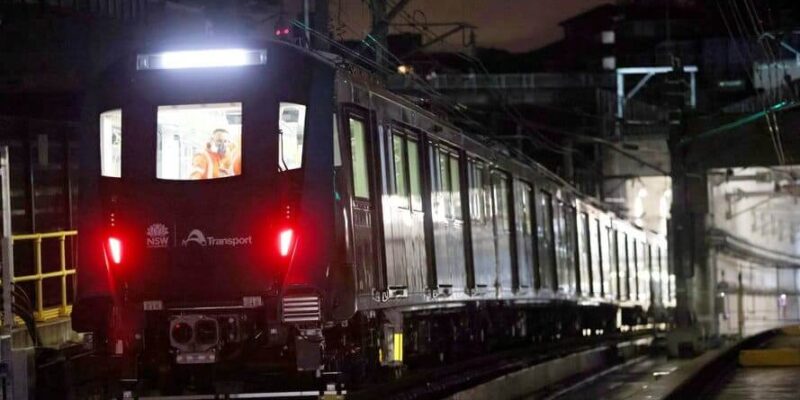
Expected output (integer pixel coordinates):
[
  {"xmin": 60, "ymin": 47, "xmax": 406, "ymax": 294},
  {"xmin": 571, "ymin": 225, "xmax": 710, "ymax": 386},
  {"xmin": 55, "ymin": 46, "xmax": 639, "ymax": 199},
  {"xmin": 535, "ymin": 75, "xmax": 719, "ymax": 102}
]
[
  {"xmin": 707, "ymin": 328, "xmax": 800, "ymax": 399},
  {"xmin": 540, "ymin": 326, "xmax": 800, "ymax": 400}
]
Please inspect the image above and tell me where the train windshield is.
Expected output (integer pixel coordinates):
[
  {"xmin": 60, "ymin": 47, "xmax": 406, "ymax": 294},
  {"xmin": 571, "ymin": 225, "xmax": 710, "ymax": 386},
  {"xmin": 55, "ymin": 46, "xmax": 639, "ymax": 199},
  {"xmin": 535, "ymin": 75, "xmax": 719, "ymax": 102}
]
[
  {"xmin": 156, "ymin": 102, "xmax": 243, "ymax": 180},
  {"xmin": 100, "ymin": 109, "xmax": 122, "ymax": 177},
  {"xmin": 278, "ymin": 102, "xmax": 306, "ymax": 171}
]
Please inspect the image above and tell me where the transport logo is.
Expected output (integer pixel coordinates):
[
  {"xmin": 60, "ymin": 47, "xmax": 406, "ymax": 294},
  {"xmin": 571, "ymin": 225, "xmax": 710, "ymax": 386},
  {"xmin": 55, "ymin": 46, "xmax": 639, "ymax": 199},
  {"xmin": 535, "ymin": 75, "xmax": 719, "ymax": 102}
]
[
  {"xmin": 146, "ymin": 223, "xmax": 170, "ymax": 249},
  {"xmin": 181, "ymin": 229, "xmax": 208, "ymax": 246},
  {"xmin": 181, "ymin": 229, "xmax": 252, "ymax": 247}
]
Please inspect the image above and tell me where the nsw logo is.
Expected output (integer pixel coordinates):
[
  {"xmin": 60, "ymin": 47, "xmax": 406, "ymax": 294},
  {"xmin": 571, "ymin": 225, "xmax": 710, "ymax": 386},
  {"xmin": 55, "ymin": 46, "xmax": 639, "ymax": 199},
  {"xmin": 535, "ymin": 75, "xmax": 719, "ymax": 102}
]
[{"xmin": 146, "ymin": 223, "xmax": 170, "ymax": 249}]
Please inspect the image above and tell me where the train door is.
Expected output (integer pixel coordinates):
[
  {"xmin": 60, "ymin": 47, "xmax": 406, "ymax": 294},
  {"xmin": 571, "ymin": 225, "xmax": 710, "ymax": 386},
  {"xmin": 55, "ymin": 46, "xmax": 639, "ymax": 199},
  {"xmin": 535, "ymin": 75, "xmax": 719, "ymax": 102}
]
[
  {"xmin": 383, "ymin": 126, "xmax": 428, "ymax": 295},
  {"xmin": 537, "ymin": 190, "xmax": 557, "ymax": 293},
  {"xmin": 491, "ymin": 171, "xmax": 514, "ymax": 294},
  {"xmin": 514, "ymin": 181, "xmax": 535, "ymax": 292},
  {"xmin": 430, "ymin": 144, "xmax": 466, "ymax": 292},
  {"xmin": 343, "ymin": 108, "xmax": 384, "ymax": 296},
  {"xmin": 467, "ymin": 159, "xmax": 495, "ymax": 293},
  {"xmin": 555, "ymin": 202, "xmax": 577, "ymax": 295}
]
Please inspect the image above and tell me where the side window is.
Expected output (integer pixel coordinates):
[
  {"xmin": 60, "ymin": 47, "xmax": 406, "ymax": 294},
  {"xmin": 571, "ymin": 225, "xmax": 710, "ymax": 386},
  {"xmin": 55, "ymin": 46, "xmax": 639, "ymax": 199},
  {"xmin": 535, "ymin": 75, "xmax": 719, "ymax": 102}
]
[
  {"xmin": 392, "ymin": 134, "xmax": 408, "ymax": 200},
  {"xmin": 618, "ymin": 231, "xmax": 628, "ymax": 299},
  {"xmin": 349, "ymin": 117, "xmax": 370, "ymax": 199},
  {"xmin": 156, "ymin": 103, "xmax": 242, "ymax": 180},
  {"xmin": 468, "ymin": 160, "xmax": 484, "ymax": 222},
  {"xmin": 493, "ymin": 173, "xmax": 510, "ymax": 230},
  {"xmin": 100, "ymin": 109, "xmax": 122, "ymax": 178},
  {"xmin": 449, "ymin": 155, "xmax": 462, "ymax": 219},
  {"xmin": 278, "ymin": 102, "xmax": 307, "ymax": 171},
  {"xmin": 590, "ymin": 218, "xmax": 602, "ymax": 295},
  {"xmin": 438, "ymin": 149, "xmax": 452, "ymax": 218},
  {"xmin": 540, "ymin": 190, "xmax": 556, "ymax": 287},
  {"xmin": 521, "ymin": 184, "xmax": 532, "ymax": 234},
  {"xmin": 407, "ymin": 139, "xmax": 422, "ymax": 211},
  {"xmin": 578, "ymin": 212, "xmax": 591, "ymax": 295},
  {"xmin": 608, "ymin": 227, "xmax": 618, "ymax": 299},
  {"xmin": 333, "ymin": 113, "xmax": 341, "ymax": 167}
]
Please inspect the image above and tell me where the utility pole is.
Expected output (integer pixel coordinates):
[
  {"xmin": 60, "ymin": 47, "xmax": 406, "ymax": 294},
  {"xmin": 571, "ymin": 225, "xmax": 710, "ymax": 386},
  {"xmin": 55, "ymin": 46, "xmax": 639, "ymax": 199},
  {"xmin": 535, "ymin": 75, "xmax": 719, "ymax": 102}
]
[
  {"xmin": 666, "ymin": 58, "xmax": 707, "ymax": 357},
  {"xmin": 312, "ymin": 0, "xmax": 330, "ymax": 51}
]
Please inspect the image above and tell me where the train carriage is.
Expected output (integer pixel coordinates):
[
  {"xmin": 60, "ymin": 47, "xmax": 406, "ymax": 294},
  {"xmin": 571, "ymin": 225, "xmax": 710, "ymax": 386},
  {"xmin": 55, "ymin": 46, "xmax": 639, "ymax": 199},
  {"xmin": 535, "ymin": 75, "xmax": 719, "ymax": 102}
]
[{"xmin": 73, "ymin": 40, "xmax": 673, "ymax": 391}]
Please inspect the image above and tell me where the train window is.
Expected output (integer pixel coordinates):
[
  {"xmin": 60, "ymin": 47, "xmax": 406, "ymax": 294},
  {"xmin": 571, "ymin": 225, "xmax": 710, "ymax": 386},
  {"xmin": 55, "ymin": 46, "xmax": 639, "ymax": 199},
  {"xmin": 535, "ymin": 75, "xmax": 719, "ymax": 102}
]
[
  {"xmin": 408, "ymin": 139, "xmax": 422, "ymax": 211},
  {"xmin": 639, "ymin": 241, "xmax": 648, "ymax": 301},
  {"xmin": 563, "ymin": 205, "xmax": 578, "ymax": 295},
  {"xmin": 278, "ymin": 102, "xmax": 307, "ymax": 171},
  {"xmin": 349, "ymin": 118, "xmax": 370, "ymax": 199},
  {"xmin": 493, "ymin": 173, "xmax": 510, "ymax": 231},
  {"xmin": 438, "ymin": 149, "xmax": 452, "ymax": 218},
  {"xmin": 521, "ymin": 184, "xmax": 533, "ymax": 234},
  {"xmin": 450, "ymin": 155, "xmax": 462, "ymax": 219},
  {"xmin": 156, "ymin": 103, "xmax": 242, "ymax": 180},
  {"xmin": 392, "ymin": 134, "xmax": 408, "ymax": 201},
  {"xmin": 617, "ymin": 231, "xmax": 628, "ymax": 300},
  {"xmin": 578, "ymin": 212, "xmax": 591, "ymax": 295},
  {"xmin": 468, "ymin": 161, "xmax": 485, "ymax": 222},
  {"xmin": 607, "ymin": 227, "xmax": 618, "ymax": 299},
  {"xmin": 100, "ymin": 109, "xmax": 122, "ymax": 178},
  {"xmin": 333, "ymin": 114, "xmax": 341, "ymax": 167},
  {"xmin": 590, "ymin": 218, "xmax": 601, "ymax": 296}
]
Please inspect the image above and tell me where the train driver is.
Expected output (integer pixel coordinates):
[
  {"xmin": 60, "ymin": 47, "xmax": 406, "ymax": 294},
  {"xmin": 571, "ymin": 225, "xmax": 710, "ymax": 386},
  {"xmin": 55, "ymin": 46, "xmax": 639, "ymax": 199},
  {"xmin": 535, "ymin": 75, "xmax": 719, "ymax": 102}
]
[{"xmin": 190, "ymin": 129, "xmax": 241, "ymax": 179}]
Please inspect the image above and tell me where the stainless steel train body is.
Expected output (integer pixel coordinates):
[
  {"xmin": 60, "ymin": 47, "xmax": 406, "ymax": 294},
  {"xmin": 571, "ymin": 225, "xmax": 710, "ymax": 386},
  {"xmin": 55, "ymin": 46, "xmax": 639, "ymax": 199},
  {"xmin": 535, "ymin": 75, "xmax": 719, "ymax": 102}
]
[{"xmin": 73, "ymin": 40, "xmax": 673, "ymax": 384}]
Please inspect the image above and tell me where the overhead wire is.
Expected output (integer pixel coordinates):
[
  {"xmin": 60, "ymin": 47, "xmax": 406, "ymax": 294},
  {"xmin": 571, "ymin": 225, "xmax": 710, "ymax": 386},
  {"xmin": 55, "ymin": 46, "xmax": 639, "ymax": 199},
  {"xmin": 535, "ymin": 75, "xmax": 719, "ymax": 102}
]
[
  {"xmin": 388, "ymin": 2, "xmax": 576, "ymax": 155},
  {"xmin": 320, "ymin": 1, "xmax": 667, "ymax": 179},
  {"xmin": 723, "ymin": 0, "xmax": 787, "ymax": 164}
]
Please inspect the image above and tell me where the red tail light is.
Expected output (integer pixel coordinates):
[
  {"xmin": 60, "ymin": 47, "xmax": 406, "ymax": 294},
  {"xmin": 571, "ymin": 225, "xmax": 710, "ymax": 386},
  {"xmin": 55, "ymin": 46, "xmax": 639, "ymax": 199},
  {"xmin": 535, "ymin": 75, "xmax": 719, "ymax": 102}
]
[
  {"xmin": 108, "ymin": 237, "xmax": 122, "ymax": 264},
  {"xmin": 278, "ymin": 228, "xmax": 294, "ymax": 257}
]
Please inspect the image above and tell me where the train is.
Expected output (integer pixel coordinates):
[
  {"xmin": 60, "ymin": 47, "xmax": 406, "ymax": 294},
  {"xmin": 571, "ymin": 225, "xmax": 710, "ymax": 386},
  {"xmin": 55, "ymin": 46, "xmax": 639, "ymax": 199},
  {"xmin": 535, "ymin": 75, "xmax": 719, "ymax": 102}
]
[{"xmin": 73, "ymin": 40, "xmax": 674, "ymax": 392}]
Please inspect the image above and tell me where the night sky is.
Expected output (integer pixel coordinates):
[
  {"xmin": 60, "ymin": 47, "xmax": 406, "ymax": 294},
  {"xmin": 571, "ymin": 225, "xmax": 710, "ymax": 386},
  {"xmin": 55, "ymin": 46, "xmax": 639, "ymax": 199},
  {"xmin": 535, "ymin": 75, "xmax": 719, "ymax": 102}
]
[{"xmin": 327, "ymin": 0, "xmax": 613, "ymax": 52}]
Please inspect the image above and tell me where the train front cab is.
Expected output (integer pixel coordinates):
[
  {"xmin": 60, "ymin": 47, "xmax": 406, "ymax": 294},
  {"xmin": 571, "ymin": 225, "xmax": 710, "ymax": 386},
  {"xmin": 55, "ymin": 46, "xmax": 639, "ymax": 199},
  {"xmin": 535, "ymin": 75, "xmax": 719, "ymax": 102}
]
[{"xmin": 73, "ymin": 42, "xmax": 346, "ymax": 382}]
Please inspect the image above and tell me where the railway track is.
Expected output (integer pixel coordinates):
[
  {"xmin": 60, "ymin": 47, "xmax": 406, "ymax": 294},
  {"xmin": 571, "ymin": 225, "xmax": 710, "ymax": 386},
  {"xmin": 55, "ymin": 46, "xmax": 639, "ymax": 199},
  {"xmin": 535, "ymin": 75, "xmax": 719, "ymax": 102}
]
[
  {"xmin": 37, "ymin": 331, "xmax": 653, "ymax": 399},
  {"xmin": 350, "ymin": 331, "xmax": 654, "ymax": 400}
]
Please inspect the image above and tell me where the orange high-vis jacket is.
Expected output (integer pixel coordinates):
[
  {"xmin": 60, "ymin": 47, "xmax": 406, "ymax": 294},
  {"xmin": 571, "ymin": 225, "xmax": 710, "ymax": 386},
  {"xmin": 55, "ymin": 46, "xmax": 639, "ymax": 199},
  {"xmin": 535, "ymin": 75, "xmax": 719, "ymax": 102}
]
[{"xmin": 190, "ymin": 151, "xmax": 228, "ymax": 179}]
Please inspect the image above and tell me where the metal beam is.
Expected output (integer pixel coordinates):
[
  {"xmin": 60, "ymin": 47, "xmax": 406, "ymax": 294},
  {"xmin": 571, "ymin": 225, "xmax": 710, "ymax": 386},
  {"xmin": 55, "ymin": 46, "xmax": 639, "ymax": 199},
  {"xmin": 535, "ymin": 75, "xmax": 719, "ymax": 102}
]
[
  {"xmin": 625, "ymin": 72, "xmax": 655, "ymax": 102},
  {"xmin": 617, "ymin": 66, "xmax": 698, "ymax": 74},
  {"xmin": 616, "ymin": 65, "xmax": 699, "ymax": 120}
]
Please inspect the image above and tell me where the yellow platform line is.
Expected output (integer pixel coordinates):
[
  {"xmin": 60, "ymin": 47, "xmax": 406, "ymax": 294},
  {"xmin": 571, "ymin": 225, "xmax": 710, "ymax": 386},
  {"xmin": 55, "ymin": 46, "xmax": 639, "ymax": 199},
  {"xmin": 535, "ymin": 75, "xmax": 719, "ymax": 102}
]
[
  {"xmin": 780, "ymin": 325, "xmax": 800, "ymax": 336},
  {"xmin": 739, "ymin": 348, "xmax": 800, "ymax": 367}
]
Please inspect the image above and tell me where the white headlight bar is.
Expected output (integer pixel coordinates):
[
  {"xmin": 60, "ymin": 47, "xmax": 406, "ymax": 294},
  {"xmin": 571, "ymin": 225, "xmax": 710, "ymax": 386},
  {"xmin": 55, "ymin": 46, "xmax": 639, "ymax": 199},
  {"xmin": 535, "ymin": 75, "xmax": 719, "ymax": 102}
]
[{"xmin": 136, "ymin": 48, "xmax": 267, "ymax": 70}]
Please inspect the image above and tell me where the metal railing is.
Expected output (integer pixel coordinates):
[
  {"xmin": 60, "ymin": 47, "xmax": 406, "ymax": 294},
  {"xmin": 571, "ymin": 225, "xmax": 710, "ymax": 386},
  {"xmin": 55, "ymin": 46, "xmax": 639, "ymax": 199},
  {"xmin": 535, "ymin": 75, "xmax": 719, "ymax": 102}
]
[{"xmin": 10, "ymin": 231, "xmax": 77, "ymax": 322}]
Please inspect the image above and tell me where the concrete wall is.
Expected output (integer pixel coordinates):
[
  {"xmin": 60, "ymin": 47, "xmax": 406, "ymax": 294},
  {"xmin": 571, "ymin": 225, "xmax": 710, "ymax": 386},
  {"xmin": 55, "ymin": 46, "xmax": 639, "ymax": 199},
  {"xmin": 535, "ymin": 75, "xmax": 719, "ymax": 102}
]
[
  {"xmin": 713, "ymin": 251, "xmax": 800, "ymax": 337},
  {"xmin": 706, "ymin": 166, "xmax": 800, "ymax": 338},
  {"xmin": 708, "ymin": 167, "xmax": 800, "ymax": 256}
]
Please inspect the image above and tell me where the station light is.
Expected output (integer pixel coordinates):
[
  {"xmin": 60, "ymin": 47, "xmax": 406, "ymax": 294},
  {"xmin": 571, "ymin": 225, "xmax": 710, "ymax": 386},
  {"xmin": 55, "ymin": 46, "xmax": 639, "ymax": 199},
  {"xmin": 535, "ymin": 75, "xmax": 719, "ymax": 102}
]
[
  {"xmin": 107, "ymin": 237, "xmax": 123, "ymax": 264},
  {"xmin": 136, "ymin": 49, "xmax": 268, "ymax": 70},
  {"xmin": 279, "ymin": 228, "xmax": 294, "ymax": 257}
]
